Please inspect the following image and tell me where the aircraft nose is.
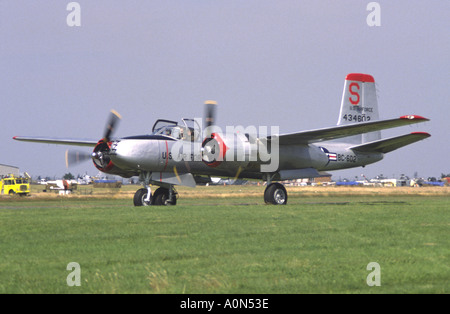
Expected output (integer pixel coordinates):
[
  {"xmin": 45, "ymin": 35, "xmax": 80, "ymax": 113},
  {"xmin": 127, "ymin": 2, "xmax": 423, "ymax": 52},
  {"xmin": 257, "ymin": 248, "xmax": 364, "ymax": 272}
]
[{"xmin": 111, "ymin": 138, "xmax": 161, "ymax": 169}]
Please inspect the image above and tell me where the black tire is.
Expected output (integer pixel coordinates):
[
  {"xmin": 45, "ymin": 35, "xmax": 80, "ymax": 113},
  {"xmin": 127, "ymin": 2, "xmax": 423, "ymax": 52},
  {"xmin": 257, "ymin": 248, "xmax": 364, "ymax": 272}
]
[
  {"xmin": 153, "ymin": 187, "xmax": 176, "ymax": 206},
  {"xmin": 155, "ymin": 193, "xmax": 168, "ymax": 206},
  {"xmin": 152, "ymin": 188, "xmax": 165, "ymax": 205},
  {"xmin": 264, "ymin": 183, "xmax": 288, "ymax": 205},
  {"xmin": 133, "ymin": 188, "xmax": 151, "ymax": 206}
]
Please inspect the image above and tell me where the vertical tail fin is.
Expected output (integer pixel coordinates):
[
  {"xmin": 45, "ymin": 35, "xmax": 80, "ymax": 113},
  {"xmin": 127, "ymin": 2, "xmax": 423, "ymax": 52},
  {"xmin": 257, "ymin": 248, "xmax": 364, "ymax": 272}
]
[{"xmin": 337, "ymin": 73, "xmax": 380, "ymax": 143}]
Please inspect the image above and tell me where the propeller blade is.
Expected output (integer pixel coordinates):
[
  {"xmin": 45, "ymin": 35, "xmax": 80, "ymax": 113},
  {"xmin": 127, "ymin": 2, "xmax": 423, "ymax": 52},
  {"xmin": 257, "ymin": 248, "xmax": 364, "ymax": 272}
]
[
  {"xmin": 103, "ymin": 109, "xmax": 122, "ymax": 142},
  {"xmin": 204, "ymin": 100, "xmax": 217, "ymax": 138},
  {"xmin": 65, "ymin": 150, "xmax": 92, "ymax": 168}
]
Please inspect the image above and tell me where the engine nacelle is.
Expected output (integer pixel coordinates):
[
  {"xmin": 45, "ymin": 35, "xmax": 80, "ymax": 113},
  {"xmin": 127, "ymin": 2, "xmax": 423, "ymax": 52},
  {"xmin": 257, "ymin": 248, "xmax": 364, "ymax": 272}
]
[
  {"xmin": 201, "ymin": 133, "xmax": 228, "ymax": 167},
  {"xmin": 92, "ymin": 140, "xmax": 135, "ymax": 178},
  {"xmin": 201, "ymin": 132, "xmax": 255, "ymax": 169}
]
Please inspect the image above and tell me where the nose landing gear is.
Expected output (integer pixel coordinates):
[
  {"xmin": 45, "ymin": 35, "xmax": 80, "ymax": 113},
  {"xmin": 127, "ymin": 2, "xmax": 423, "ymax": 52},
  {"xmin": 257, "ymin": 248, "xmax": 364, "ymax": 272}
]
[
  {"xmin": 133, "ymin": 186, "xmax": 178, "ymax": 206},
  {"xmin": 133, "ymin": 187, "xmax": 152, "ymax": 206},
  {"xmin": 133, "ymin": 172, "xmax": 179, "ymax": 206},
  {"xmin": 152, "ymin": 187, "xmax": 177, "ymax": 205}
]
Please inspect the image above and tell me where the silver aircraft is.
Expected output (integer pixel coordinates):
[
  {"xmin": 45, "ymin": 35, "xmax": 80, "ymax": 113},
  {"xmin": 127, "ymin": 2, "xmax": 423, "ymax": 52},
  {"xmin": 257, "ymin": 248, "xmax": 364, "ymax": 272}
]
[{"xmin": 14, "ymin": 73, "xmax": 430, "ymax": 205}]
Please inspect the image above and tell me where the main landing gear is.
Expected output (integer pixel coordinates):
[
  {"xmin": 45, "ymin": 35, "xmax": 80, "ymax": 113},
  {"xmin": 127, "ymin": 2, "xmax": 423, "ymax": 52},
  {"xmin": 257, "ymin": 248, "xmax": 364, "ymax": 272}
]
[
  {"xmin": 264, "ymin": 183, "xmax": 288, "ymax": 205},
  {"xmin": 263, "ymin": 173, "xmax": 288, "ymax": 205}
]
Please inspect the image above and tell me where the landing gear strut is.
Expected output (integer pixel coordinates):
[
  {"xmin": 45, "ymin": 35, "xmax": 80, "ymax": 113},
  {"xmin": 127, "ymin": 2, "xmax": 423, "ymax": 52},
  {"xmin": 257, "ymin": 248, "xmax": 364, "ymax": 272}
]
[{"xmin": 134, "ymin": 172, "xmax": 152, "ymax": 206}]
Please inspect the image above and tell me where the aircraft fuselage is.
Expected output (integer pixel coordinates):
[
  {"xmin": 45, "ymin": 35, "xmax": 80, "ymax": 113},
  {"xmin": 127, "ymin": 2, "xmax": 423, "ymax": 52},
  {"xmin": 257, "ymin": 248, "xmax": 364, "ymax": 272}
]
[{"xmin": 109, "ymin": 136, "xmax": 383, "ymax": 180}]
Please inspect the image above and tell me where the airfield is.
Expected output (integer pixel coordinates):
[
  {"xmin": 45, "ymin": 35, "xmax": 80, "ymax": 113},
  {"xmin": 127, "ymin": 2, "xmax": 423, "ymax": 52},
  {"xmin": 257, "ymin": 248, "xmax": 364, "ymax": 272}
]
[
  {"xmin": 1, "ymin": 184, "xmax": 449, "ymax": 294},
  {"xmin": 10, "ymin": 183, "xmax": 450, "ymax": 200}
]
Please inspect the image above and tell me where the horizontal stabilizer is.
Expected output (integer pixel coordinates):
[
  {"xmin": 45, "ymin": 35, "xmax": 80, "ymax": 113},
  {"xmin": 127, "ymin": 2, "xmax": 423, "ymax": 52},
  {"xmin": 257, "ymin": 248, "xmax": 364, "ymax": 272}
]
[
  {"xmin": 350, "ymin": 132, "xmax": 431, "ymax": 154},
  {"xmin": 270, "ymin": 115, "xmax": 429, "ymax": 145},
  {"xmin": 13, "ymin": 136, "xmax": 98, "ymax": 147}
]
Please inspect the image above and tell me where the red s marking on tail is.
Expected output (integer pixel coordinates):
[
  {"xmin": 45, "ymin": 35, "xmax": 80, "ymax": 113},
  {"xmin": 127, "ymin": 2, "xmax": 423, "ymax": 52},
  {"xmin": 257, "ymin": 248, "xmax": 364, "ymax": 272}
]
[{"xmin": 349, "ymin": 83, "xmax": 360, "ymax": 105}]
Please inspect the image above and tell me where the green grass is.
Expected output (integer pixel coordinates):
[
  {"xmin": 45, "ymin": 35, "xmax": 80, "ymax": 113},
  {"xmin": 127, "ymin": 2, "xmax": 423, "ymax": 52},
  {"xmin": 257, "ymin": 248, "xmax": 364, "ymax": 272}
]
[{"xmin": 0, "ymin": 189, "xmax": 449, "ymax": 293}]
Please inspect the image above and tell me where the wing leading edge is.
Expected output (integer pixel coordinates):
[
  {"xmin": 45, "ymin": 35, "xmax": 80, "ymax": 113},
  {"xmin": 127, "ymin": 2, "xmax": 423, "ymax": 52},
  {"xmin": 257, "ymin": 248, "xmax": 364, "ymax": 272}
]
[
  {"xmin": 13, "ymin": 136, "xmax": 98, "ymax": 147},
  {"xmin": 268, "ymin": 115, "xmax": 429, "ymax": 145}
]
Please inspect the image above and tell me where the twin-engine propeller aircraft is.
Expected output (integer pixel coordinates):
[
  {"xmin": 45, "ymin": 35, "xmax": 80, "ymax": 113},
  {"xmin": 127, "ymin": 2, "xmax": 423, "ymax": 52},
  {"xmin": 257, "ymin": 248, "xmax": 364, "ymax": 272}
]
[{"xmin": 14, "ymin": 73, "xmax": 430, "ymax": 205}]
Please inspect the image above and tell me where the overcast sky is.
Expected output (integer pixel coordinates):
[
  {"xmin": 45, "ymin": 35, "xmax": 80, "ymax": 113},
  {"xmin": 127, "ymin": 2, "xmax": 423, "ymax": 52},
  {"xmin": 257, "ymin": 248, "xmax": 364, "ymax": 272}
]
[{"xmin": 1, "ymin": 0, "xmax": 448, "ymax": 180}]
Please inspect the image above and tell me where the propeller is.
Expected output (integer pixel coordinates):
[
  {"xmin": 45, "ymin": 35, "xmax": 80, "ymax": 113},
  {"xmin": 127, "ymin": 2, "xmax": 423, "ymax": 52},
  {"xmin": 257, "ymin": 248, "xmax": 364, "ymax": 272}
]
[
  {"xmin": 66, "ymin": 110, "xmax": 122, "ymax": 168},
  {"xmin": 102, "ymin": 110, "xmax": 122, "ymax": 143},
  {"xmin": 65, "ymin": 150, "xmax": 91, "ymax": 168},
  {"xmin": 204, "ymin": 100, "xmax": 217, "ymax": 139},
  {"xmin": 202, "ymin": 100, "xmax": 224, "ymax": 165}
]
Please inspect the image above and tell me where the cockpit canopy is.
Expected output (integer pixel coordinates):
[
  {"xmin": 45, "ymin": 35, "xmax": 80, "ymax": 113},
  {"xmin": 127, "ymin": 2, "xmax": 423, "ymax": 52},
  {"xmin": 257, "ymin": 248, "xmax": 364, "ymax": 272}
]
[{"xmin": 151, "ymin": 118, "xmax": 201, "ymax": 141}]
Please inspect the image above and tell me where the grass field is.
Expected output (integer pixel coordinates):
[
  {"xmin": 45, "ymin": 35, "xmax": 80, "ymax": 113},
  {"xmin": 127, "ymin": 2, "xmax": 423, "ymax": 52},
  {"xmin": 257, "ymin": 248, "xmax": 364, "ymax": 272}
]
[{"xmin": 0, "ymin": 185, "xmax": 449, "ymax": 293}]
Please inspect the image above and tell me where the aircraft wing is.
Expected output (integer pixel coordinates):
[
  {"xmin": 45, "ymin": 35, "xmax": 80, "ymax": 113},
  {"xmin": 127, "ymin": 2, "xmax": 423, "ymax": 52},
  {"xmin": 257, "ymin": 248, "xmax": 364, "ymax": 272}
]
[
  {"xmin": 350, "ymin": 132, "xmax": 431, "ymax": 154},
  {"xmin": 13, "ymin": 136, "xmax": 98, "ymax": 147},
  {"xmin": 268, "ymin": 115, "xmax": 429, "ymax": 145}
]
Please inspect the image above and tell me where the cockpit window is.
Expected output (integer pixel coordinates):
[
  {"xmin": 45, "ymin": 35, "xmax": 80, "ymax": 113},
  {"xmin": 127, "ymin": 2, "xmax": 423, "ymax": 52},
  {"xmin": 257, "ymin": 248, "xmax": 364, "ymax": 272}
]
[
  {"xmin": 151, "ymin": 118, "xmax": 201, "ymax": 141},
  {"xmin": 152, "ymin": 119, "xmax": 178, "ymax": 134},
  {"xmin": 153, "ymin": 125, "xmax": 183, "ymax": 139}
]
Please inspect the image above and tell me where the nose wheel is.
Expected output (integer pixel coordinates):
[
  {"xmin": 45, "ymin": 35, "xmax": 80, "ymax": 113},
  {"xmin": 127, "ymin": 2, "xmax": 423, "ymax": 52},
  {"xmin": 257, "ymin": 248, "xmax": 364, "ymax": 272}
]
[
  {"xmin": 133, "ymin": 186, "xmax": 177, "ymax": 206},
  {"xmin": 152, "ymin": 187, "xmax": 177, "ymax": 205},
  {"xmin": 133, "ymin": 188, "xmax": 152, "ymax": 206}
]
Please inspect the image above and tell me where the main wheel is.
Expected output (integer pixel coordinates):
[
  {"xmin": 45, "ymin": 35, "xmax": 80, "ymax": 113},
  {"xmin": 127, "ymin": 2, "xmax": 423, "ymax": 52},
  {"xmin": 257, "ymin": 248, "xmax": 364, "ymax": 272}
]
[
  {"xmin": 133, "ymin": 188, "xmax": 151, "ymax": 206},
  {"xmin": 264, "ymin": 183, "xmax": 288, "ymax": 205}
]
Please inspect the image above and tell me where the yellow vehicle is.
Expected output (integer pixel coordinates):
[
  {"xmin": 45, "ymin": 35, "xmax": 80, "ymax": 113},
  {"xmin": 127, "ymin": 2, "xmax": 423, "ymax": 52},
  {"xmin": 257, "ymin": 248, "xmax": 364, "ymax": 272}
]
[{"xmin": 0, "ymin": 174, "xmax": 30, "ymax": 196}]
